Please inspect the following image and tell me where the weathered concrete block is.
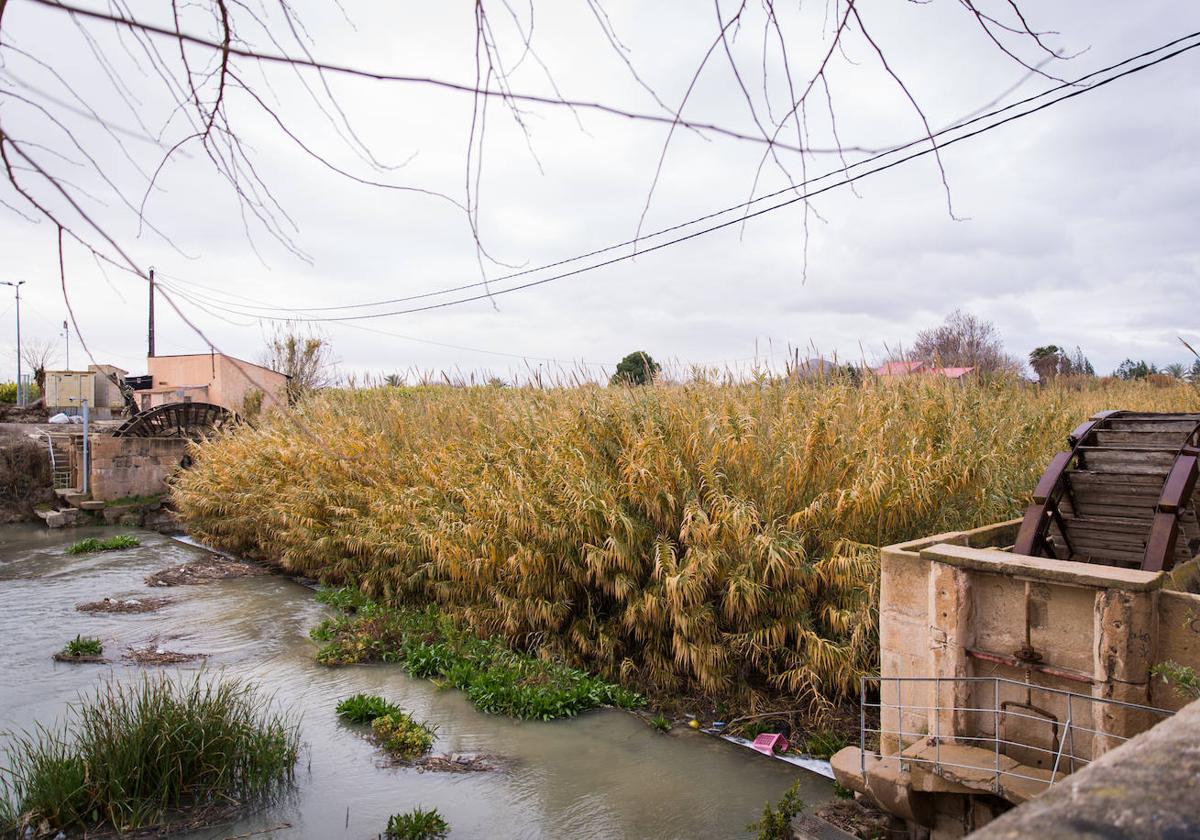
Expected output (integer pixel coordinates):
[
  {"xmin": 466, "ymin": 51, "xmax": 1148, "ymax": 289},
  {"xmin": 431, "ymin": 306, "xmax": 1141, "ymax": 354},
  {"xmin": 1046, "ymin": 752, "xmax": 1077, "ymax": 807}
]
[
  {"xmin": 881, "ymin": 548, "xmax": 930, "ymax": 620},
  {"xmin": 1094, "ymin": 589, "xmax": 1158, "ymax": 684}
]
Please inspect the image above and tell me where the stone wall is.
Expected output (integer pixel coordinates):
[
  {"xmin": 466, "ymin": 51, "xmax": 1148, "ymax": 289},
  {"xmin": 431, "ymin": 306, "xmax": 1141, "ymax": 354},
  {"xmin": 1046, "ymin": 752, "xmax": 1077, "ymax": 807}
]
[{"xmin": 85, "ymin": 436, "xmax": 189, "ymax": 501}]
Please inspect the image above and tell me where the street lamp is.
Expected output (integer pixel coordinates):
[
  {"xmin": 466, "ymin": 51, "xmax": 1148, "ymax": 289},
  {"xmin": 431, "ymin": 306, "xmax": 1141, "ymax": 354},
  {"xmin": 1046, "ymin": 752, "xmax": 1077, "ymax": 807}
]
[{"xmin": 2, "ymin": 281, "xmax": 24, "ymax": 407}]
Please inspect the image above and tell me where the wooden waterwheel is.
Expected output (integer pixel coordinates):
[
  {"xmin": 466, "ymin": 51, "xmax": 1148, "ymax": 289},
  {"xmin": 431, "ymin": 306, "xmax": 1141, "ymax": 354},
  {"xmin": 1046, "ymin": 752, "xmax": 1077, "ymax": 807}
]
[
  {"xmin": 1015, "ymin": 411, "xmax": 1200, "ymax": 572},
  {"xmin": 112, "ymin": 401, "xmax": 237, "ymax": 440}
]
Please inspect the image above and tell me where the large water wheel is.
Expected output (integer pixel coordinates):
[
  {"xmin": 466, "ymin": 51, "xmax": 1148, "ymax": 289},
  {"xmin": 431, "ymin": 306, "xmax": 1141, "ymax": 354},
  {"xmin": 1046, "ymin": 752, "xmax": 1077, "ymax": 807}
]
[
  {"xmin": 1015, "ymin": 411, "xmax": 1200, "ymax": 572},
  {"xmin": 112, "ymin": 401, "xmax": 237, "ymax": 440}
]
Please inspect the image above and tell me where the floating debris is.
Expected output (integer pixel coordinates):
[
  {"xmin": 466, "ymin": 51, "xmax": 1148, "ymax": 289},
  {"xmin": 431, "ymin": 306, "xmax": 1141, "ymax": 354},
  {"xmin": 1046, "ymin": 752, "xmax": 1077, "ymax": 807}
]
[
  {"xmin": 146, "ymin": 555, "xmax": 268, "ymax": 587},
  {"xmin": 413, "ymin": 753, "xmax": 502, "ymax": 773},
  {"xmin": 123, "ymin": 645, "xmax": 207, "ymax": 665},
  {"xmin": 77, "ymin": 596, "xmax": 174, "ymax": 614}
]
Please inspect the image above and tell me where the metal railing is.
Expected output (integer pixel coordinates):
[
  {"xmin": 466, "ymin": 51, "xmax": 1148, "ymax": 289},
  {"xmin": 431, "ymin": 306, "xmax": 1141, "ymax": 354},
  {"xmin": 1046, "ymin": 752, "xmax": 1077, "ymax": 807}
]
[
  {"xmin": 859, "ymin": 676, "xmax": 1173, "ymax": 798},
  {"xmin": 40, "ymin": 431, "xmax": 73, "ymax": 490}
]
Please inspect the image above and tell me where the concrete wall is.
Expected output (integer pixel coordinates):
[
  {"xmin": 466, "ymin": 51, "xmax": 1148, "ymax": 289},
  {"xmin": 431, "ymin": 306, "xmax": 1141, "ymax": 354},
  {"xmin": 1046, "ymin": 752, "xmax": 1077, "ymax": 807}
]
[
  {"xmin": 215, "ymin": 353, "xmax": 287, "ymax": 412},
  {"xmin": 876, "ymin": 521, "xmax": 1200, "ymax": 764},
  {"xmin": 84, "ymin": 435, "xmax": 189, "ymax": 501},
  {"xmin": 146, "ymin": 354, "xmax": 287, "ymax": 414},
  {"xmin": 89, "ymin": 364, "xmax": 128, "ymax": 411}
]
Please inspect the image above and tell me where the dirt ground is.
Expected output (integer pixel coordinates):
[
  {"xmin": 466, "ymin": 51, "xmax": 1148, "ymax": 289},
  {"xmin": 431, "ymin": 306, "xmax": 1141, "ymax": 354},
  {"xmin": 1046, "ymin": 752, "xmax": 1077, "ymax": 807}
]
[{"xmin": 813, "ymin": 798, "xmax": 895, "ymax": 839}]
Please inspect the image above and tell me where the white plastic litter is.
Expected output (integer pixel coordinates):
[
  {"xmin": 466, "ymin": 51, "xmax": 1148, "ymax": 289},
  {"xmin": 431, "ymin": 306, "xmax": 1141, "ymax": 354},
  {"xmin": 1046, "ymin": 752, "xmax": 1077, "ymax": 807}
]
[{"xmin": 48, "ymin": 413, "xmax": 70, "ymax": 424}]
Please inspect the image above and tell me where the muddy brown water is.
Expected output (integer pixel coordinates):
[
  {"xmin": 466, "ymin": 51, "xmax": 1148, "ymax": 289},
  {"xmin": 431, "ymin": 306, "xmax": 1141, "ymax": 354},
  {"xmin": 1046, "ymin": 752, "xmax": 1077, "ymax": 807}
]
[{"xmin": 0, "ymin": 525, "xmax": 832, "ymax": 839}]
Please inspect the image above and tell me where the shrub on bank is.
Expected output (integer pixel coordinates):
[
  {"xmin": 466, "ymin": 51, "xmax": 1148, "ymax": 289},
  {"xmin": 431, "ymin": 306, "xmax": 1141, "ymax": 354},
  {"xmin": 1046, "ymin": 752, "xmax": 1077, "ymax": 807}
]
[
  {"xmin": 312, "ymin": 590, "xmax": 643, "ymax": 720},
  {"xmin": 0, "ymin": 674, "xmax": 299, "ymax": 835},
  {"xmin": 175, "ymin": 378, "xmax": 1200, "ymax": 704}
]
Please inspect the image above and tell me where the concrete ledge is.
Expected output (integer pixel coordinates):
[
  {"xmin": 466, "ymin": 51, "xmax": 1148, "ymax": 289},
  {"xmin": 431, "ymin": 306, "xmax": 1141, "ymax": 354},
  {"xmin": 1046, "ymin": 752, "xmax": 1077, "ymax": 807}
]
[
  {"xmin": 920, "ymin": 543, "xmax": 1163, "ymax": 592},
  {"xmin": 970, "ymin": 699, "xmax": 1200, "ymax": 839}
]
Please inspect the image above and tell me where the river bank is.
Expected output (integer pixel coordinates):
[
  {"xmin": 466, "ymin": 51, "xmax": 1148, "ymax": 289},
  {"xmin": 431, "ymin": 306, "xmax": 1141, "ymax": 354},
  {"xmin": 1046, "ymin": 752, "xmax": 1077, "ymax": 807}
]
[{"xmin": 0, "ymin": 523, "xmax": 833, "ymax": 839}]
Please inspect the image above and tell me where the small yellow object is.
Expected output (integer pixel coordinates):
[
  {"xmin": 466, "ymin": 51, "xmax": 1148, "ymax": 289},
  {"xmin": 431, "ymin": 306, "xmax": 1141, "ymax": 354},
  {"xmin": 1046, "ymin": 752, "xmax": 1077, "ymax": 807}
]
[{"xmin": 688, "ymin": 719, "xmax": 701, "ymax": 729}]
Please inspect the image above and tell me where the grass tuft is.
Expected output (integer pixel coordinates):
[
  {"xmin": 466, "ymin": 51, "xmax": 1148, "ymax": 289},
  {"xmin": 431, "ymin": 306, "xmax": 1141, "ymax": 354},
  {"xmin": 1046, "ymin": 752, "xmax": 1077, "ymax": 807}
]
[
  {"xmin": 67, "ymin": 534, "xmax": 141, "ymax": 555},
  {"xmin": 312, "ymin": 591, "xmax": 643, "ymax": 720},
  {"xmin": 385, "ymin": 807, "xmax": 449, "ymax": 839},
  {"xmin": 650, "ymin": 712, "xmax": 671, "ymax": 732},
  {"xmin": 61, "ymin": 634, "xmax": 103, "ymax": 657},
  {"xmin": 336, "ymin": 693, "xmax": 404, "ymax": 724},
  {"xmin": 0, "ymin": 673, "xmax": 299, "ymax": 836}
]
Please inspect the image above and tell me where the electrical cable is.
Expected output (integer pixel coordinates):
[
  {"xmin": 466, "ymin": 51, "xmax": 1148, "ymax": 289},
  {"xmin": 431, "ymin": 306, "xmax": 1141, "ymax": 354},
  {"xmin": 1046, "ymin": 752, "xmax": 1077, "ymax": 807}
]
[{"xmin": 149, "ymin": 31, "xmax": 1200, "ymax": 317}]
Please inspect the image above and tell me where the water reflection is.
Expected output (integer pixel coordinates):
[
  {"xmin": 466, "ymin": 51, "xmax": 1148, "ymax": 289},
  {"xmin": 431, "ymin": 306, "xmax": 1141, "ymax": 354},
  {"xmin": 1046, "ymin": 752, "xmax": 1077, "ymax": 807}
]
[{"xmin": 0, "ymin": 524, "xmax": 830, "ymax": 839}]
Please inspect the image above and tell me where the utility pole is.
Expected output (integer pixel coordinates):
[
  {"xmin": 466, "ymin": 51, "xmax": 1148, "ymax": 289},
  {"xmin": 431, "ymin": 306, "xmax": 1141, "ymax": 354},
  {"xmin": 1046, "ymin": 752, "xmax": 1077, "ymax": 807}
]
[
  {"xmin": 2, "ymin": 281, "xmax": 25, "ymax": 406},
  {"xmin": 148, "ymin": 268, "xmax": 156, "ymax": 358}
]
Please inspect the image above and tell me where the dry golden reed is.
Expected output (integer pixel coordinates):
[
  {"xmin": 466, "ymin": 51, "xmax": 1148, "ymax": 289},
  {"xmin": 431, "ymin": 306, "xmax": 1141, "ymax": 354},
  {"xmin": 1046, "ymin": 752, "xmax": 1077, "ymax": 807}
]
[{"xmin": 173, "ymin": 377, "xmax": 1199, "ymax": 705}]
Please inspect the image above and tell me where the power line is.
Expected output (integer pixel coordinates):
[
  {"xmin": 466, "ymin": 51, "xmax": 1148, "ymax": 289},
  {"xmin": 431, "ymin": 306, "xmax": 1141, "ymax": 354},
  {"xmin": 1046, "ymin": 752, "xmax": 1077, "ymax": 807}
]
[
  {"xmin": 158, "ymin": 279, "xmax": 789, "ymax": 369},
  {"xmin": 147, "ymin": 31, "xmax": 1200, "ymax": 318},
  {"xmin": 156, "ymin": 32, "xmax": 1200, "ymax": 323}
]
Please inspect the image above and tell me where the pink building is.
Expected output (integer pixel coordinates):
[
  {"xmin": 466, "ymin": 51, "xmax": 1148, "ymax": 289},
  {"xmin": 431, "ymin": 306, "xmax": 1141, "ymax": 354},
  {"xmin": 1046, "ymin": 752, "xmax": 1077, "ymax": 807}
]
[
  {"xmin": 873, "ymin": 360, "xmax": 975, "ymax": 379},
  {"xmin": 140, "ymin": 353, "xmax": 288, "ymax": 413}
]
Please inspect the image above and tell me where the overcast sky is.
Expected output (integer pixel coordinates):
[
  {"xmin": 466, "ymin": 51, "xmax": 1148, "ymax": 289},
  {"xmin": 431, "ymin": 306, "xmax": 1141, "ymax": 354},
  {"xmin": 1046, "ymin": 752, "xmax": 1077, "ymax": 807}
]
[{"xmin": 0, "ymin": 0, "xmax": 1197, "ymax": 383}]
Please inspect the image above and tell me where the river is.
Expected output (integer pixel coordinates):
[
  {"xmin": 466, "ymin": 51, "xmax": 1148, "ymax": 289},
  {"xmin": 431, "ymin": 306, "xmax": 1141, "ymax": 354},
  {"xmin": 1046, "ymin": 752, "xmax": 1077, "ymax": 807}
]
[{"xmin": 0, "ymin": 524, "xmax": 832, "ymax": 839}]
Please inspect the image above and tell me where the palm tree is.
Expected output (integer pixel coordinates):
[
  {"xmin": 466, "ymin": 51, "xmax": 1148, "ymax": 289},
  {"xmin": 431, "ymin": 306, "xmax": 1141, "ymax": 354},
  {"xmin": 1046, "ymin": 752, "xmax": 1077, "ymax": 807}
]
[{"xmin": 1028, "ymin": 345, "xmax": 1063, "ymax": 383}]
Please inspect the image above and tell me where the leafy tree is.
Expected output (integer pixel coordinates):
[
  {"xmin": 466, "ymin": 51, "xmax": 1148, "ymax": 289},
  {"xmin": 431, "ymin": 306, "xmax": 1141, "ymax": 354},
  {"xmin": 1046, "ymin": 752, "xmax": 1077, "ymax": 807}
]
[
  {"xmin": 1029, "ymin": 345, "xmax": 1095, "ymax": 381},
  {"xmin": 383, "ymin": 373, "xmax": 404, "ymax": 387},
  {"xmin": 1163, "ymin": 362, "xmax": 1188, "ymax": 380},
  {"xmin": 1114, "ymin": 359, "xmax": 1156, "ymax": 380},
  {"xmin": 911, "ymin": 310, "xmax": 1020, "ymax": 376},
  {"xmin": 1189, "ymin": 359, "xmax": 1200, "ymax": 384},
  {"xmin": 610, "ymin": 351, "xmax": 661, "ymax": 386},
  {"xmin": 1062, "ymin": 347, "xmax": 1095, "ymax": 377}
]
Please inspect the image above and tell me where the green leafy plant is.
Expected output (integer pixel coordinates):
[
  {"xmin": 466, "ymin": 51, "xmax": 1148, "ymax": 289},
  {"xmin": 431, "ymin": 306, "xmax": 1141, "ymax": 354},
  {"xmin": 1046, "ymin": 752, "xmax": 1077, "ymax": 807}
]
[
  {"xmin": 650, "ymin": 712, "xmax": 671, "ymax": 732},
  {"xmin": 1151, "ymin": 661, "xmax": 1200, "ymax": 699},
  {"xmin": 61, "ymin": 635, "xmax": 103, "ymax": 657},
  {"xmin": 803, "ymin": 729, "xmax": 851, "ymax": 760},
  {"xmin": 311, "ymin": 591, "xmax": 643, "ymax": 720},
  {"xmin": 385, "ymin": 807, "xmax": 449, "ymax": 840},
  {"xmin": 336, "ymin": 693, "xmax": 403, "ymax": 724},
  {"xmin": 747, "ymin": 780, "xmax": 806, "ymax": 839},
  {"xmin": 371, "ymin": 712, "xmax": 436, "ymax": 760},
  {"xmin": 66, "ymin": 535, "xmax": 141, "ymax": 555},
  {"xmin": 833, "ymin": 781, "xmax": 855, "ymax": 800},
  {"xmin": 0, "ymin": 673, "xmax": 298, "ymax": 836}
]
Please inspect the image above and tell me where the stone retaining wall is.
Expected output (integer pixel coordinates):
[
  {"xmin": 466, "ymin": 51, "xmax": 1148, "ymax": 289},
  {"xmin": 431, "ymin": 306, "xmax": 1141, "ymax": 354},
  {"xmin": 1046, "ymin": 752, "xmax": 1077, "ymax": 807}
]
[{"xmin": 83, "ymin": 436, "xmax": 189, "ymax": 501}]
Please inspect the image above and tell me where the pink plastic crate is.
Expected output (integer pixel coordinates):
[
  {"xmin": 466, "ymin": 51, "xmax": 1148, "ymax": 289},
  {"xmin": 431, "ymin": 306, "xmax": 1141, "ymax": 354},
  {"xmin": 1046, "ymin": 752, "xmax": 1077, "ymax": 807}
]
[{"xmin": 751, "ymin": 733, "xmax": 789, "ymax": 755}]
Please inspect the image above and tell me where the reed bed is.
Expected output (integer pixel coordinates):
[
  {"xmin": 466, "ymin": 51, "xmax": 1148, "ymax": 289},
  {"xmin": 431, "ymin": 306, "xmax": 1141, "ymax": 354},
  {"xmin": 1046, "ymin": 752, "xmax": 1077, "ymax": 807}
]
[
  {"xmin": 174, "ymin": 377, "xmax": 1199, "ymax": 707},
  {"xmin": 0, "ymin": 673, "xmax": 299, "ymax": 835}
]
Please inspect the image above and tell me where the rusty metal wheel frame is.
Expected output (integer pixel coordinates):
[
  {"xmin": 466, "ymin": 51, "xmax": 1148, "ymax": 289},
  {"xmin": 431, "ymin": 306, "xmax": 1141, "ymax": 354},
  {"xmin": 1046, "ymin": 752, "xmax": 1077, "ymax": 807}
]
[{"xmin": 112, "ymin": 401, "xmax": 237, "ymax": 440}]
